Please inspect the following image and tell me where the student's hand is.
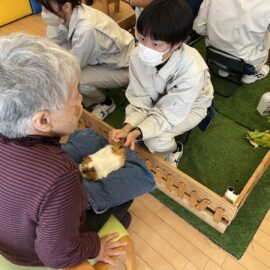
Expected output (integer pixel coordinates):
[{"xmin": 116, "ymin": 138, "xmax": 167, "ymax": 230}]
[
  {"xmin": 109, "ymin": 128, "xmax": 129, "ymax": 144},
  {"xmin": 124, "ymin": 130, "xmax": 141, "ymax": 150},
  {"xmin": 96, "ymin": 233, "xmax": 127, "ymax": 265}
]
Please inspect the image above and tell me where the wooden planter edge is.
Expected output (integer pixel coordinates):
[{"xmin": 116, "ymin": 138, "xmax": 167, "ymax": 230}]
[{"xmin": 81, "ymin": 109, "xmax": 270, "ymax": 233}]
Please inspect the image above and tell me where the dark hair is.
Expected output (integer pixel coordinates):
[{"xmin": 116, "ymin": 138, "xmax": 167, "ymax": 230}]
[
  {"xmin": 38, "ymin": 0, "xmax": 81, "ymax": 12},
  {"xmin": 137, "ymin": 0, "xmax": 194, "ymax": 45}
]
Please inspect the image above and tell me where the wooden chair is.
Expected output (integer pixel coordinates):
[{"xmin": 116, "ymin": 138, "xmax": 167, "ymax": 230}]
[
  {"xmin": 117, "ymin": 13, "xmax": 136, "ymax": 35},
  {"xmin": 0, "ymin": 216, "xmax": 136, "ymax": 270},
  {"xmin": 100, "ymin": 0, "xmax": 120, "ymax": 15},
  {"xmin": 92, "ymin": 0, "xmax": 135, "ymax": 33}
]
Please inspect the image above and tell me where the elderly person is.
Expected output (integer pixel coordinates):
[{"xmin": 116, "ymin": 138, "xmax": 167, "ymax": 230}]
[
  {"xmin": 40, "ymin": 0, "xmax": 135, "ymax": 120},
  {"xmin": 0, "ymin": 33, "xmax": 155, "ymax": 269}
]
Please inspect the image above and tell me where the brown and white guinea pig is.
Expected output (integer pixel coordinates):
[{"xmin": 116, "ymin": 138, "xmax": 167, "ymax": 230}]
[{"xmin": 79, "ymin": 143, "xmax": 126, "ymax": 181}]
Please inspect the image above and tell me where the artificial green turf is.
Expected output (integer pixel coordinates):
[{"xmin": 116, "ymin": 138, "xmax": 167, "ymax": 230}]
[
  {"xmin": 99, "ymin": 39, "xmax": 270, "ymax": 258},
  {"xmin": 177, "ymin": 112, "xmax": 268, "ymax": 196},
  {"xmin": 151, "ymin": 166, "xmax": 270, "ymax": 259},
  {"xmin": 194, "ymin": 39, "xmax": 270, "ymax": 131}
]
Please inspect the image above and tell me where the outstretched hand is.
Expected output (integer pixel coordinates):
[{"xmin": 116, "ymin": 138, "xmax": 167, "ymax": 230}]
[
  {"xmin": 96, "ymin": 233, "xmax": 127, "ymax": 265},
  {"xmin": 109, "ymin": 128, "xmax": 129, "ymax": 144},
  {"xmin": 123, "ymin": 131, "xmax": 139, "ymax": 150}
]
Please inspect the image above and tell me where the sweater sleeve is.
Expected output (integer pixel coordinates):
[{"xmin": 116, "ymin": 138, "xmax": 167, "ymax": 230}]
[{"xmin": 35, "ymin": 169, "xmax": 100, "ymax": 269}]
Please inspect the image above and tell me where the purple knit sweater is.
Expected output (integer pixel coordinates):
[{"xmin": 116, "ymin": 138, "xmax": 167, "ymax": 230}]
[{"xmin": 0, "ymin": 134, "xmax": 100, "ymax": 268}]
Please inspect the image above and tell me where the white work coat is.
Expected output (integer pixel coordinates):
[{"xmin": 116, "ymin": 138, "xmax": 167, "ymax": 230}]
[
  {"xmin": 193, "ymin": 0, "xmax": 270, "ymax": 69},
  {"xmin": 125, "ymin": 44, "xmax": 214, "ymax": 140},
  {"xmin": 47, "ymin": 4, "xmax": 135, "ymax": 69}
]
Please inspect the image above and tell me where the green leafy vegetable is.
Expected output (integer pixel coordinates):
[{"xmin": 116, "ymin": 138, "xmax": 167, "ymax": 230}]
[{"xmin": 246, "ymin": 130, "xmax": 270, "ymax": 148}]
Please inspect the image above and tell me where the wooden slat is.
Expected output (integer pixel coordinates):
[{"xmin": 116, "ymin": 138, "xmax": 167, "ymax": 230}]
[
  {"xmin": 82, "ymin": 110, "xmax": 237, "ymax": 233},
  {"xmin": 235, "ymin": 150, "xmax": 270, "ymax": 208}
]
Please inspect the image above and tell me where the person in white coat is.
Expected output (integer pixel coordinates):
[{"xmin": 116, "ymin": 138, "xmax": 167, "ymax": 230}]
[
  {"xmin": 129, "ymin": 0, "xmax": 203, "ymax": 45},
  {"xmin": 109, "ymin": 0, "xmax": 214, "ymax": 167},
  {"xmin": 193, "ymin": 0, "xmax": 270, "ymax": 84},
  {"xmin": 129, "ymin": 0, "xmax": 202, "ymax": 20},
  {"xmin": 40, "ymin": 0, "xmax": 135, "ymax": 119}
]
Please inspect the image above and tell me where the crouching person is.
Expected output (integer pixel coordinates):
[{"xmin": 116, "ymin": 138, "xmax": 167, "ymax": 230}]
[
  {"xmin": 0, "ymin": 33, "xmax": 155, "ymax": 269},
  {"xmin": 109, "ymin": 0, "xmax": 214, "ymax": 167}
]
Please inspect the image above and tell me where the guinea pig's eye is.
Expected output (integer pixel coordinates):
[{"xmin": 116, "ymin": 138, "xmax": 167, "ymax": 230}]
[{"xmin": 83, "ymin": 167, "xmax": 95, "ymax": 173}]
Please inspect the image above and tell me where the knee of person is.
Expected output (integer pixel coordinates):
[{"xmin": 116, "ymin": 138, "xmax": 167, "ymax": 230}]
[
  {"xmin": 79, "ymin": 83, "xmax": 94, "ymax": 95},
  {"xmin": 144, "ymin": 138, "xmax": 174, "ymax": 153}
]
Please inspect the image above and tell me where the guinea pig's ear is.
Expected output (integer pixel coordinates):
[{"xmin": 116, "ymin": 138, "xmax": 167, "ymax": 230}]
[
  {"xmin": 82, "ymin": 167, "xmax": 97, "ymax": 181},
  {"xmin": 80, "ymin": 156, "xmax": 92, "ymax": 172},
  {"xmin": 79, "ymin": 156, "xmax": 97, "ymax": 181}
]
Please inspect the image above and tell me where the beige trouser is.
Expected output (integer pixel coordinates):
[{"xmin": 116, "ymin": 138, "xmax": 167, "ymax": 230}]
[
  {"xmin": 144, "ymin": 106, "xmax": 208, "ymax": 154},
  {"xmin": 79, "ymin": 64, "xmax": 129, "ymax": 106}
]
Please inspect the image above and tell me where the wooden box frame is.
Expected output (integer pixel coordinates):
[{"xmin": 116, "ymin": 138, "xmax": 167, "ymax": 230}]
[{"xmin": 82, "ymin": 110, "xmax": 270, "ymax": 233}]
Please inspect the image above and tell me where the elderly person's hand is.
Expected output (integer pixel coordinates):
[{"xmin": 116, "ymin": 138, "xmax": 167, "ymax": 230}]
[{"xmin": 96, "ymin": 233, "xmax": 127, "ymax": 265}]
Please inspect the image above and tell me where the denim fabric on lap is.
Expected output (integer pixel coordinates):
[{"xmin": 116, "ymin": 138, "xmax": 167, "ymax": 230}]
[
  {"xmin": 62, "ymin": 128, "xmax": 156, "ymax": 213},
  {"xmin": 61, "ymin": 128, "xmax": 108, "ymax": 163}
]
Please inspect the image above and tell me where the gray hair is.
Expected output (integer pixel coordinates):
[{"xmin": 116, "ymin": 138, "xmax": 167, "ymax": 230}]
[{"xmin": 0, "ymin": 32, "xmax": 80, "ymax": 138}]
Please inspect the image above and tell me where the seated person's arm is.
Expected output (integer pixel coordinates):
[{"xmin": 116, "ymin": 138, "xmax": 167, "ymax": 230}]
[
  {"xmin": 35, "ymin": 170, "xmax": 100, "ymax": 268},
  {"xmin": 71, "ymin": 27, "xmax": 99, "ymax": 69},
  {"xmin": 193, "ymin": 0, "xmax": 210, "ymax": 36},
  {"xmin": 129, "ymin": 0, "xmax": 152, "ymax": 7},
  {"xmin": 109, "ymin": 59, "xmax": 150, "ymax": 148},
  {"xmin": 263, "ymin": 26, "xmax": 270, "ymax": 50},
  {"xmin": 47, "ymin": 25, "xmax": 70, "ymax": 49}
]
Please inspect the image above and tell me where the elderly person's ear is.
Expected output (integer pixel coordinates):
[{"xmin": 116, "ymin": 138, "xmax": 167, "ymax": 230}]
[{"xmin": 31, "ymin": 111, "xmax": 53, "ymax": 133}]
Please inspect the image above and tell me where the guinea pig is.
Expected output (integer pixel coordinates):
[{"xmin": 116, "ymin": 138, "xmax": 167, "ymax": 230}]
[{"xmin": 79, "ymin": 142, "xmax": 126, "ymax": 181}]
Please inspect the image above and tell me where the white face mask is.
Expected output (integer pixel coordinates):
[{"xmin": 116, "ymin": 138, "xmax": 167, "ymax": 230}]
[
  {"xmin": 41, "ymin": 10, "xmax": 65, "ymax": 26},
  {"xmin": 138, "ymin": 43, "xmax": 171, "ymax": 67}
]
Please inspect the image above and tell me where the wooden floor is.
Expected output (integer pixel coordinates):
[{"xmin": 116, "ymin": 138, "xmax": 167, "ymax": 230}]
[{"xmin": 1, "ymin": 5, "xmax": 270, "ymax": 270}]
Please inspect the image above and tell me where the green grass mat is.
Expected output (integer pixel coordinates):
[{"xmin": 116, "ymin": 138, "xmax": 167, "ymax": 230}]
[
  {"xmin": 177, "ymin": 112, "xmax": 268, "ymax": 196},
  {"xmin": 151, "ymin": 166, "xmax": 270, "ymax": 259},
  {"xmin": 194, "ymin": 40, "xmax": 270, "ymax": 131}
]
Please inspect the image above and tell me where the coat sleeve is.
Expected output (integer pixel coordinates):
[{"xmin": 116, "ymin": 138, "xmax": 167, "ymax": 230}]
[
  {"xmin": 71, "ymin": 26, "xmax": 100, "ymax": 69},
  {"xmin": 263, "ymin": 26, "xmax": 270, "ymax": 50},
  {"xmin": 193, "ymin": 0, "xmax": 210, "ymax": 36},
  {"xmin": 47, "ymin": 25, "xmax": 71, "ymax": 49},
  {"xmin": 137, "ymin": 73, "xmax": 205, "ymax": 140},
  {"xmin": 124, "ymin": 58, "xmax": 152, "ymax": 127}
]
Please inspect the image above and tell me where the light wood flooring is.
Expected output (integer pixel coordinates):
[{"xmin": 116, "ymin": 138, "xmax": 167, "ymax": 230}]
[{"xmin": 0, "ymin": 5, "xmax": 270, "ymax": 270}]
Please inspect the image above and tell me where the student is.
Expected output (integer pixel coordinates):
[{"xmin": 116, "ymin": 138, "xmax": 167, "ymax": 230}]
[
  {"xmin": 0, "ymin": 33, "xmax": 155, "ymax": 269},
  {"xmin": 109, "ymin": 0, "xmax": 214, "ymax": 167},
  {"xmin": 129, "ymin": 0, "xmax": 203, "ymax": 45},
  {"xmin": 40, "ymin": 0, "xmax": 135, "ymax": 120},
  {"xmin": 129, "ymin": 0, "xmax": 203, "ymax": 20},
  {"xmin": 193, "ymin": 0, "xmax": 270, "ymax": 84}
]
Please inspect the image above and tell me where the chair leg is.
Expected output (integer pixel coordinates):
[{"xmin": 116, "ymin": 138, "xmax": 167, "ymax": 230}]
[{"xmin": 114, "ymin": 0, "xmax": 120, "ymax": 12}]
